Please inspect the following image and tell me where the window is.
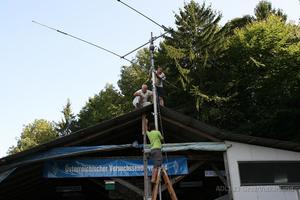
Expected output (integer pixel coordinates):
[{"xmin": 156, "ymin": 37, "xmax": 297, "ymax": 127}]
[{"xmin": 238, "ymin": 161, "xmax": 300, "ymax": 186}]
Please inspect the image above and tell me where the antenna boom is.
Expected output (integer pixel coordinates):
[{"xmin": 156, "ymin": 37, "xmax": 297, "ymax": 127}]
[{"xmin": 32, "ymin": 20, "xmax": 133, "ymax": 63}]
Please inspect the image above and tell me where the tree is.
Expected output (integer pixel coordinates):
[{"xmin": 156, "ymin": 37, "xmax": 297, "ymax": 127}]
[
  {"xmin": 254, "ymin": 0, "xmax": 287, "ymax": 21},
  {"xmin": 157, "ymin": 0, "xmax": 229, "ymax": 121},
  {"xmin": 77, "ymin": 84, "xmax": 125, "ymax": 129},
  {"xmin": 224, "ymin": 1, "xmax": 287, "ymax": 35},
  {"xmin": 118, "ymin": 48, "xmax": 151, "ymax": 112},
  {"xmin": 222, "ymin": 15, "xmax": 300, "ymax": 138},
  {"xmin": 223, "ymin": 15, "xmax": 254, "ymax": 35},
  {"xmin": 55, "ymin": 99, "xmax": 77, "ymax": 137},
  {"xmin": 7, "ymin": 119, "xmax": 58, "ymax": 154},
  {"xmin": 155, "ymin": 1, "xmax": 299, "ymax": 141}
]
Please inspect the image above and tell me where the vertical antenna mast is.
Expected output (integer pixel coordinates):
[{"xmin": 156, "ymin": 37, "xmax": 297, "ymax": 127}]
[
  {"xmin": 115, "ymin": 1, "xmax": 173, "ymax": 199},
  {"xmin": 149, "ymin": 32, "xmax": 159, "ymax": 130},
  {"xmin": 142, "ymin": 32, "xmax": 159, "ymax": 200}
]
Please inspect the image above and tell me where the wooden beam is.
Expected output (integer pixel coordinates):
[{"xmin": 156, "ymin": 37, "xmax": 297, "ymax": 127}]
[
  {"xmin": 164, "ymin": 124, "xmax": 194, "ymax": 142},
  {"xmin": 161, "ymin": 107, "xmax": 223, "ymax": 139},
  {"xmin": 0, "ymin": 164, "xmax": 41, "ymax": 188},
  {"xmin": 223, "ymin": 152, "xmax": 233, "ymax": 200},
  {"xmin": 214, "ymin": 194, "xmax": 229, "ymax": 200},
  {"xmin": 112, "ymin": 178, "xmax": 143, "ymax": 197},
  {"xmin": 210, "ymin": 163, "xmax": 228, "ymax": 188},
  {"xmin": 162, "ymin": 117, "xmax": 221, "ymax": 142},
  {"xmin": 161, "ymin": 161, "xmax": 205, "ymax": 192},
  {"xmin": 187, "ymin": 154, "xmax": 223, "ymax": 161},
  {"xmin": 0, "ymin": 166, "xmax": 42, "ymax": 193},
  {"xmin": 142, "ymin": 114, "xmax": 150, "ymax": 199},
  {"xmin": 67, "ymin": 118, "xmax": 139, "ymax": 146}
]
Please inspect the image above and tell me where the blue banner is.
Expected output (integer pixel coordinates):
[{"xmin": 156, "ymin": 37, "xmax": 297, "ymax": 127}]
[{"xmin": 44, "ymin": 157, "xmax": 188, "ymax": 178}]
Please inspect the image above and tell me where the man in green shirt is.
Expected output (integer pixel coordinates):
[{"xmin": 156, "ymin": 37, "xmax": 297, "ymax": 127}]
[{"xmin": 146, "ymin": 123, "xmax": 164, "ymax": 183}]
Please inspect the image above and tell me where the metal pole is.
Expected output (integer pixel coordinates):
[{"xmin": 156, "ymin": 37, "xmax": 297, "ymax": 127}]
[
  {"xmin": 159, "ymin": 182, "xmax": 162, "ymax": 200},
  {"xmin": 150, "ymin": 32, "xmax": 162, "ymax": 199},
  {"xmin": 150, "ymin": 32, "xmax": 159, "ymax": 130}
]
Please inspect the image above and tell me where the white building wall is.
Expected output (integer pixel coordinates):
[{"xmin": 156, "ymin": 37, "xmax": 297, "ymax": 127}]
[{"xmin": 225, "ymin": 141, "xmax": 300, "ymax": 200}]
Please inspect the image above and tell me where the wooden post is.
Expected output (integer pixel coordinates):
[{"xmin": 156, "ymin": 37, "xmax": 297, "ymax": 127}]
[
  {"xmin": 223, "ymin": 152, "xmax": 233, "ymax": 200},
  {"xmin": 142, "ymin": 114, "xmax": 150, "ymax": 200},
  {"xmin": 161, "ymin": 168, "xmax": 178, "ymax": 200}
]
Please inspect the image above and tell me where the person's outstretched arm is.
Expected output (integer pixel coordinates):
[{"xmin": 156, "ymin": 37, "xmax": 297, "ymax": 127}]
[
  {"xmin": 158, "ymin": 131, "xmax": 164, "ymax": 142},
  {"xmin": 133, "ymin": 90, "xmax": 143, "ymax": 98}
]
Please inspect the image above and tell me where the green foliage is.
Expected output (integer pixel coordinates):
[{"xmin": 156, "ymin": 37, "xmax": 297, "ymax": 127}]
[
  {"xmin": 55, "ymin": 99, "xmax": 77, "ymax": 137},
  {"xmin": 224, "ymin": 1, "xmax": 287, "ymax": 35},
  {"xmin": 254, "ymin": 0, "xmax": 287, "ymax": 21},
  {"xmin": 7, "ymin": 119, "xmax": 58, "ymax": 155},
  {"xmin": 158, "ymin": 1, "xmax": 229, "ymax": 118},
  {"xmin": 77, "ymin": 84, "xmax": 125, "ymax": 129},
  {"xmin": 157, "ymin": 1, "xmax": 299, "ymax": 140},
  {"xmin": 118, "ymin": 49, "xmax": 150, "ymax": 112},
  {"xmin": 223, "ymin": 15, "xmax": 254, "ymax": 35},
  {"xmin": 223, "ymin": 15, "xmax": 300, "ymax": 137}
]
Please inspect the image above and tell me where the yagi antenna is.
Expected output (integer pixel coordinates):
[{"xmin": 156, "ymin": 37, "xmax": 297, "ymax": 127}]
[
  {"xmin": 32, "ymin": 20, "xmax": 133, "ymax": 64},
  {"xmin": 116, "ymin": 0, "xmax": 174, "ymax": 58},
  {"xmin": 116, "ymin": 0, "xmax": 168, "ymax": 31},
  {"xmin": 121, "ymin": 31, "xmax": 168, "ymax": 58}
]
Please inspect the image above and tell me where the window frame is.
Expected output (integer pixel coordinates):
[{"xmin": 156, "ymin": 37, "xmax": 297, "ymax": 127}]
[{"xmin": 238, "ymin": 161, "xmax": 300, "ymax": 186}]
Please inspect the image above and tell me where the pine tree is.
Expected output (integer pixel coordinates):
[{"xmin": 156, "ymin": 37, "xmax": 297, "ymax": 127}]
[
  {"xmin": 158, "ymin": 1, "xmax": 229, "ymax": 118},
  {"xmin": 55, "ymin": 99, "xmax": 77, "ymax": 137},
  {"xmin": 254, "ymin": 1, "xmax": 287, "ymax": 21}
]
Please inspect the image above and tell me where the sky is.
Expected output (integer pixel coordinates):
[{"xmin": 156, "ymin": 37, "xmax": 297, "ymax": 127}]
[{"xmin": 0, "ymin": 0, "xmax": 299, "ymax": 158}]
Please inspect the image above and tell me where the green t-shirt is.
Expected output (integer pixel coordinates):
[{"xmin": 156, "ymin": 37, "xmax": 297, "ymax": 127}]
[{"xmin": 146, "ymin": 130, "xmax": 164, "ymax": 149}]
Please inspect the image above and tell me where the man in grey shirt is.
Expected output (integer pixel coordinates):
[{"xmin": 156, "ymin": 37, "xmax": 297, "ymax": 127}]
[
  {"xmin": 133, "ymin": 84, "xmax": 153, "ymax": 108},
  {"xmin": 154, "ymin": 67, "xmax": 166, "ymax": 106}
]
